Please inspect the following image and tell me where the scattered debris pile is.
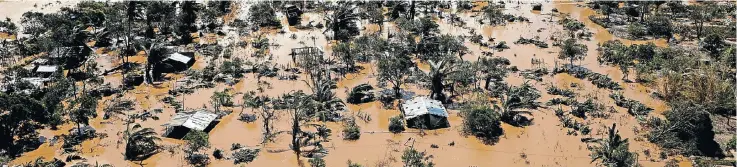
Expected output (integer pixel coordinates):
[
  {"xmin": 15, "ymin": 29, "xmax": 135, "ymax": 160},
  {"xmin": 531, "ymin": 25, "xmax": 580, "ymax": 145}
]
[
  {"xmin": 610, "ymin": 92, "xmax": 652, "ymax": 116},
  {"xmin": 554, "ymin": 108, "xmax": 591, "ymax": 136},
  {"xmin": 514, "ymin": 36, "xmax": 549, "ymax": 48},
  {"xmin": 570, "ymin": 98, "xmax": 605, "ymax": 119},
  {"xmin": 520, "ymin": 68, "xmax": 548, "ymax": 81},
  {"xmin": 546, "ymin": 97, "xmax": 575, "ymax": 106},
  {"xmin": 553, "ymin": 64, "xmax": 621, "ymax": 90},
  {"xmin": 90, "ymin": 83, "xmax": 121, "ymax": 97},
  {"xmin": 232, "ymin": 147, "xmax": 261, "ymax": 164},
  {"xmin": 546, "ymin": 85, "xmax": 575, "ymax": 98}
]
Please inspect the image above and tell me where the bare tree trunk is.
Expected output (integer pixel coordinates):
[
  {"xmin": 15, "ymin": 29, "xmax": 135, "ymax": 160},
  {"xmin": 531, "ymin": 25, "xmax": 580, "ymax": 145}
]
[
  {"xmin": 410, "ymin": 1, "xmax": 416, "ymax": 20},
  {"xmin": 291, "ymin": 109, "xmax": 301, "ymax": 161}
]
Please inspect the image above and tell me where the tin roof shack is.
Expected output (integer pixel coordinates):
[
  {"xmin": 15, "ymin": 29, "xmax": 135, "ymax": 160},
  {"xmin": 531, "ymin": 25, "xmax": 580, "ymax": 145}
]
[
  {"xmin": 284, "ymin": 4, "xmax": 303, "ymax": 26},
  {"xmin": 157, "ymin": 52, "xmax": 196, "ymax": 73},
  {"xmin": 34, "ymin": 65, "xmax": 60, "ymax": 78},
  {"xmin": 401, "ymin": 96, "xmax": 450, "ymax": 129},
  {"xmin": 48, "ymin": 46, "xmax": 92, "ymax": 69},
  {"xmin": 163, "ymin": 110, "xmax": 218, "ymax": 139}
]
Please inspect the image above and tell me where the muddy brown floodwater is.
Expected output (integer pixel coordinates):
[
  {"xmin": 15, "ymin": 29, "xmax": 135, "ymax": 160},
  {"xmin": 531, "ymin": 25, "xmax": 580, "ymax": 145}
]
[{"xmin": 7, "ymin": 1, "xmax": 693, "ymax": 167}]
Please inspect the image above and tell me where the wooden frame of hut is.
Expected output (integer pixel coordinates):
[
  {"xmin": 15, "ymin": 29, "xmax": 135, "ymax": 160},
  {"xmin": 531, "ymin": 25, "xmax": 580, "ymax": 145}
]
[{"xmin": 290, "ymin": 46, "xmax": 324, "ymax": 66}]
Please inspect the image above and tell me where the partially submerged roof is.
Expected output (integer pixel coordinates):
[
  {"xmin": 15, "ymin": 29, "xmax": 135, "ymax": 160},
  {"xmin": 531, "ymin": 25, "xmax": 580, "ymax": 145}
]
[
  {"xmin": 36, "ymin": 65, "xmax": 58, "ymax": 73},
  {"xmin": 166, "ymin": 53, "xmax": 192, "ymax": 64},
  {"xmin": 402, "ymin": 96, "xmax": 448, "ymax": 119},
  {"xmin": 165, "ymin": 110, "xmax": 217, "ymax": 131}
]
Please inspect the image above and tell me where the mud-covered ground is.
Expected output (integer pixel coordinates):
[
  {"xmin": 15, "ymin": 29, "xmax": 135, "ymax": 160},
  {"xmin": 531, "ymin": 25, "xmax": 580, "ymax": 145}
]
[{"xmin": 3, "ymin": 1, "xmax": 718, "ymax": 167}]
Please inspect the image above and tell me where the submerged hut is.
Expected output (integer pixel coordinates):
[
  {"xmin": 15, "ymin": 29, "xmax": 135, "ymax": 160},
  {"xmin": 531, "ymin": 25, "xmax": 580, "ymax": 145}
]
[
  {"xmin": 163, "ymin": 110, "xmax": 218, "ymax": 138},
  {"xmin": 532, "ymin": 3, "xmax": 542, "ymax": 11},
  {"xmin": 401, "ymin": 96, "xmax": 450, "ymax": 129},
  {"xmin": 284, "ymin": 4, "xmax": 303, "ymax": 26}
]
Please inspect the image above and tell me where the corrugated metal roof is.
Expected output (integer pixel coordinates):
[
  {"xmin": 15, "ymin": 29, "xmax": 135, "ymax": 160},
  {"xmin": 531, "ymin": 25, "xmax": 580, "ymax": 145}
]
[
  {"xmin": 165, "ymin": 110, "xmax": 217, "ymax": 131},
  {"xmin": 36, "ymin": 65, "xmax": 58, "ymax": 73},
  {"xmin": 167, "ymin": 53, "xmax": 192, "ymax": 63},
  {"xmin": 402, "ymin": 96, "xmax": 448, "ymax": 119}
]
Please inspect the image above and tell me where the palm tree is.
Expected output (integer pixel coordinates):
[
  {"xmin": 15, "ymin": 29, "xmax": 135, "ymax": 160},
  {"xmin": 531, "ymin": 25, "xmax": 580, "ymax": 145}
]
[
  {"xmin": 303, "ymin": 69, "xmax": 345, "ymax": 122},
  {"xmin": 240, "ymin": 91, "xmax": 261, "ymax": 115},
  {"xmin": 125, "ymin": 126, "xmax": 161, "ymax": 160},
  {"xmin": 324, "ymin": 3, "xmax": 360, "ymax": 41},
  {"xmin": 590, "ymin": 124, "xmax": 638, "ymax": 167},
  {"xmin": 426, "ymin": 57, "xmax": 470, "ymax": 102},
  {"xmin": 495, "ymin": 81, "xmax": 540, "ymax": 126}
]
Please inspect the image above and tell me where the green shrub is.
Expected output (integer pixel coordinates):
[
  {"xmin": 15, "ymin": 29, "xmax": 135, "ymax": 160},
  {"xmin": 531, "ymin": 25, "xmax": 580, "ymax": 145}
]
[
  {"xmin": 309, "ymin": 157, "xmax": 326, "ymax": 167},
  {"xmin": 563, "ymin": 19, "xmax": 585, "ymax": 32},
  {"xmin": 547, "ymin": 98, "xmax": 575, "ymax": 106},
  {"xmin": 183, "ymin": 130, "xmax": 210, "ymax": 151},
  {"xmin": 248, "ymin": 2, "xmax": 282, "ymax": 28},
  {"xmin": 232, "ymin": 148, "xmax": 260, "ymax": 164},
  {"xmin": 347, "ymin": 84, "xmax": 375, "ymax": 104},
  {"xmin": 213, "ymin": 149, "xmax": 223, "ymax": 159},
  {"xmin": 460, "ymin": 106, "xmax": 503, "ymax": 144},
  {"xmin": 644, "ymin": 15, "xmax": 673, "ymax": 37},
  {"xmin": 546, "ymin": 85, "xmax": 575, "ymax": 98},
  {"xmin": 185, "ymin": 152, "xmax": 210, "ymax": 167},
  {"xmin": 402, "ymin": 147, "xmax": 435, "ymax": 167},
  {"xmin": 627, "ymin": 23, "xmax": 647, "ymax": 38},
  {"xmin": 571, "ymin": 98, "xmax": 600, "ymax": 119},
  {"xmin": 342, "ymin": 119, "xmax": 361, "ymax": 140},
  {"xmin": 388, "ymin": 116, "xmax": 405, "ymax": 134}
]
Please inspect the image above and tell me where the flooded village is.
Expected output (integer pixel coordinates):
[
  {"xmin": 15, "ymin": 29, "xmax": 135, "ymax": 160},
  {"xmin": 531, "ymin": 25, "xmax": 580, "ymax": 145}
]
[{"xmin": 0, "ymin": 1, "xmax": 735, "ymax": 167}]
